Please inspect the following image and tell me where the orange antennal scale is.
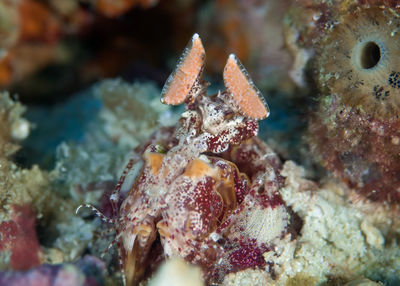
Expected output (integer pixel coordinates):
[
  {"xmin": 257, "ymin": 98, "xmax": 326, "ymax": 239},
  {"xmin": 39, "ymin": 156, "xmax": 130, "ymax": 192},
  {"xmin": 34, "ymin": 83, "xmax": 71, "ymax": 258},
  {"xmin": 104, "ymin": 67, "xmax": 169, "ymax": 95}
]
[
  {"xmin": 223, "ymin": 54, "xmax": 270, "ymax": 119},
  {"xmin": 161, "ymin": 33, "xmax": 206, "ymax": 105}
]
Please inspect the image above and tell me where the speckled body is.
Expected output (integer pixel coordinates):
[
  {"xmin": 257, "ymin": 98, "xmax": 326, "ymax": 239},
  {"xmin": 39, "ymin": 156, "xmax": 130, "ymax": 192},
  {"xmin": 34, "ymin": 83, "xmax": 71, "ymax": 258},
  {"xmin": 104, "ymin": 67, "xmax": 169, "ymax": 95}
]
[
  {"xmin": 114, "ymin": 89, "xmax": 287, "ymax": 285},
  {"xmin": 105, "ymin": 38, "xmax": 291, "ymax": 285}
]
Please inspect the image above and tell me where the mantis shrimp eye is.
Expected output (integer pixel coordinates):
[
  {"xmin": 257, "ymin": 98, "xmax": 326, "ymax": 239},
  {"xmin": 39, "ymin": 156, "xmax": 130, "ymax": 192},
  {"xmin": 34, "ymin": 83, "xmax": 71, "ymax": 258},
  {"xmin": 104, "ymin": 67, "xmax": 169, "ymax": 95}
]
[{"xmin": 314, "ymin": 8, "xmax": 400, "ymax": 118}]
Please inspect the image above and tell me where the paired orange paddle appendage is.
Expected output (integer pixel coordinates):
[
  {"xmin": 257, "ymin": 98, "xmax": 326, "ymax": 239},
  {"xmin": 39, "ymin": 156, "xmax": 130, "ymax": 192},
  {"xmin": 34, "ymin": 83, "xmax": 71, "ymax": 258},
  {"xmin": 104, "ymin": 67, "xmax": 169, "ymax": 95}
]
[{"xmin": 161, "ymin": 34, "xmax": 269, "ymax": 120}]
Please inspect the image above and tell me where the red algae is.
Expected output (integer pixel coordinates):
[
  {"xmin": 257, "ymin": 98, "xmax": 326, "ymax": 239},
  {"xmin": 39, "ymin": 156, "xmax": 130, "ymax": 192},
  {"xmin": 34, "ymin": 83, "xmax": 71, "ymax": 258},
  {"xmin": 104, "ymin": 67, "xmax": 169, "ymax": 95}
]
[
  {"xmin": 0, "ymin": 204, "xmax": 41, "ymax": 270},
  {"xmin": 0, "ymin": 221, "xmax": 17, "ymax": 251}
]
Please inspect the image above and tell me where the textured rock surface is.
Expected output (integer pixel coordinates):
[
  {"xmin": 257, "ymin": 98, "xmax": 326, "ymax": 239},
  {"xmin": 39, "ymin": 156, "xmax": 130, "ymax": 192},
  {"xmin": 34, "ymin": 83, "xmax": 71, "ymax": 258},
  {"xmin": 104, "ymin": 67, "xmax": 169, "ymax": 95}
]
[{"xmin": 0, "ymin": 255, "xmax": 106, "ymax": 286}]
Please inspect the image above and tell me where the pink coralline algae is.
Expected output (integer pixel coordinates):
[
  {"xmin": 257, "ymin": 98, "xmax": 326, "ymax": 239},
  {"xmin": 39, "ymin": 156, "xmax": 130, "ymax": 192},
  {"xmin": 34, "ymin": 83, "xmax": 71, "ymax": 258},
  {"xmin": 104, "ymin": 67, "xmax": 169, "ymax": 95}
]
[
  {"xmin": 0, "ymin": 204, "xmax": 41, "ymax": 270},
  {"xmin": 78, "ymin": 34, "xmax": 294, "ymax": 285}
]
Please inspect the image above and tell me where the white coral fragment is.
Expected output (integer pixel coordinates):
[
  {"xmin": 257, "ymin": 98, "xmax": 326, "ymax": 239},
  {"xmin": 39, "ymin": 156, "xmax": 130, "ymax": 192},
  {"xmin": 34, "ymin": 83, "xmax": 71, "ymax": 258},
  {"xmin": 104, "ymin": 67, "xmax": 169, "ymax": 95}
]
[{"xmin": 149, "ymin": 258, "xmax": 204, "ymax": 286}]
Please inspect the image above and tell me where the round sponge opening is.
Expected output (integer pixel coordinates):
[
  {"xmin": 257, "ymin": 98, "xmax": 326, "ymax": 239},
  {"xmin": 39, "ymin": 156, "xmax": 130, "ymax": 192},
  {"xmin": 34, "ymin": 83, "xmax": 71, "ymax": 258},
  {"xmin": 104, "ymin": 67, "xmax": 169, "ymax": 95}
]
[{"xmin": 359, "ymin": 41, "xmax": 381, "ymax": 69}]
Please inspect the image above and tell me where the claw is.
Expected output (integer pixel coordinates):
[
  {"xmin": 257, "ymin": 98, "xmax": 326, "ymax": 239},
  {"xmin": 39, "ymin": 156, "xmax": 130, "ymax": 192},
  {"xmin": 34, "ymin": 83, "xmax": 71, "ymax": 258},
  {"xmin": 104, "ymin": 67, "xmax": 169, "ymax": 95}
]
[{"xmin": 122, "ymin": 223, "xmax": 157, "ymax": 286}]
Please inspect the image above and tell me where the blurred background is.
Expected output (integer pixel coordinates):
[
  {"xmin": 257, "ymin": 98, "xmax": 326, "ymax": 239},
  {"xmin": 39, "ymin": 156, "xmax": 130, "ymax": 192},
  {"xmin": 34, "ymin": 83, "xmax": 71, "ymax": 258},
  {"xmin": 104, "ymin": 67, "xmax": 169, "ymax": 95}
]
[{"xmin": 1, "ymin": 0, "xmax": 310, "ymax": 170}]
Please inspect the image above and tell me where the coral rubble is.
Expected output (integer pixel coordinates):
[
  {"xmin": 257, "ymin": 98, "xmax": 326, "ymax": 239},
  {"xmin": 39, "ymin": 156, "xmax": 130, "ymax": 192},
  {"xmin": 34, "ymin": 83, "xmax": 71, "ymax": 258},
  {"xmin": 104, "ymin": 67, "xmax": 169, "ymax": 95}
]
[
  {"xmin": 148, "ymin": 258, "xmax": 204, "ymax": 286},
  {"xmin": 0, "ymin": 92, "xmax": 59, "ymax": 270},
  {"xmin": 0, "ymin": 92, "xmax": 87, "ymax": 270},
  {"xmin": 278, "ymin": 162, "xmax": 399, "ymax": 284},
  {"xmin": 220, "ymin": 161, "xmax": 400, "ymax": 285},
  {"xmin": 0, "ymin": 79, "xmax": 171, "ymax": 284}
]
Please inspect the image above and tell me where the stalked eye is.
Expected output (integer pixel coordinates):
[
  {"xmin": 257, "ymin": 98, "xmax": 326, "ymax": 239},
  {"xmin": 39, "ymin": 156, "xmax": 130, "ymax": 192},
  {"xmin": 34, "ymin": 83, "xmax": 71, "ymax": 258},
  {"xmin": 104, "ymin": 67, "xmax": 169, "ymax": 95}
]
[
  {"xmin": 161, "ymin": 33, "xmax": 206, "ymax": 105},
  {"xmin": 314, "ymin": 8, "xmax": 400, "ymax": 119},
  {"xmin": 223, "ymin": 54, "xmax": 270, "ymax": 120},
  {"xmin": 224, "ymin": 110, "xmax": 235, "ymax": 120}
]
